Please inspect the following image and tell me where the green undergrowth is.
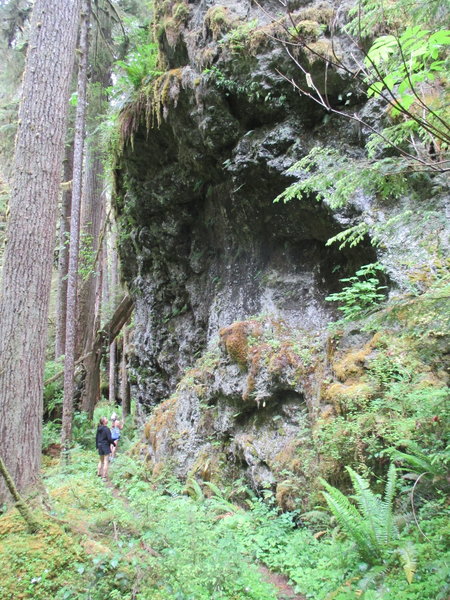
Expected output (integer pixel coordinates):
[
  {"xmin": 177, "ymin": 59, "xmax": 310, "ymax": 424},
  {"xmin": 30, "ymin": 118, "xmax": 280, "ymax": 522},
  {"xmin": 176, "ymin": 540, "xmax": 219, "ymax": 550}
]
[
  {"xmin": 2, "ymin": 448, "xmax": 448, "ymax": 599},
  {"xmin": 223, "ymin": 491, "xmax": 449, "ymax": 599},
  {"xmin": 0, "ymin": 450, "xmax": 277, "ymax": 600}
]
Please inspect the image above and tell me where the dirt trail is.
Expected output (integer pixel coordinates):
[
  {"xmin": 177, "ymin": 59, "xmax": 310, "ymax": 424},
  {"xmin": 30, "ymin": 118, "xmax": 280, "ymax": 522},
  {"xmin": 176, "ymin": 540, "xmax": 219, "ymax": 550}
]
[
  {"xmin": 259, "ymin": 565, "xmax": 306, "ymax": 600},
  {"xmin": 104, "ymin": 477, "xmax": 305, "ymax": 600}
]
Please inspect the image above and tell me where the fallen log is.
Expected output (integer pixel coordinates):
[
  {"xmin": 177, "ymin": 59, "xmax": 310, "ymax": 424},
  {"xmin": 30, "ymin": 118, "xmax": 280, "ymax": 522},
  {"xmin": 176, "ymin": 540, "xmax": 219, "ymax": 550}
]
[{"xmin": 44, "ymin": 294, "xmax": 134, "ymax": 386}]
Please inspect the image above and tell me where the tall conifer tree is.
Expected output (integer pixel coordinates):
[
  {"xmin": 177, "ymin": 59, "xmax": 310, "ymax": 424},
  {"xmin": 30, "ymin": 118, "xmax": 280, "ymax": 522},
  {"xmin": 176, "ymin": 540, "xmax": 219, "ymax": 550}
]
[{"xmin": 0, "ymin": 0, "xmax": 81, "ymax": 502}]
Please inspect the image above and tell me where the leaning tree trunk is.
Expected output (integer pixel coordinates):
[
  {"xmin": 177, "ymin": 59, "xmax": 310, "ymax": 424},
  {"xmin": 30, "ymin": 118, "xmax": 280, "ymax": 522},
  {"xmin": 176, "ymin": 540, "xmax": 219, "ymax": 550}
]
[
  {"xmin": 61, "ymin": 0, "xmax": 91, "ymax": 452},
  {"xmin": 0, "ymin": 456, "xmax": 41, "ymax": 533},
  {"xmin": 0, "ymin": 0, "xmax": 81, "ymax": 503}
]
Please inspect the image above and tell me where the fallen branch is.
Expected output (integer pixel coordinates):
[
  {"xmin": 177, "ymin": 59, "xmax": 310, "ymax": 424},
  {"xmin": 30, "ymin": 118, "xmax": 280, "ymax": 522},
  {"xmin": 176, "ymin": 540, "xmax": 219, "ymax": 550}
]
[
  {"xmin": 0, "ymin": 455, "xmax": 41, "ymax": 533},
  {"xmin": 44, "ymin": 351, "xmax": 91, "ymax": 386},
  {"xmin": 43, "ymin": 294, "xmax": 134, "ymax": 387}
]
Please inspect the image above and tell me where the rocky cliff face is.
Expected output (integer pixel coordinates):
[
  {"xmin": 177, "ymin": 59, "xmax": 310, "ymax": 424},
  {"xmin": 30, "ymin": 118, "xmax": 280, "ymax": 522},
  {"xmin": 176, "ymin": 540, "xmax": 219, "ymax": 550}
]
[{"xmin": 114, "ymin": 0, "xmax": 449, "ymax": 505}]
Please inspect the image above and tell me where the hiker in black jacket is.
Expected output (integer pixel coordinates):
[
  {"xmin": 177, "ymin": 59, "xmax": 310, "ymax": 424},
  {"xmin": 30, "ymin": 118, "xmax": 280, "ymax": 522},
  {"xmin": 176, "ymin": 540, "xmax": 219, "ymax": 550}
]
[{"xmin": 96, "ymin": 417, "xmax": 116, "ymax": 480}]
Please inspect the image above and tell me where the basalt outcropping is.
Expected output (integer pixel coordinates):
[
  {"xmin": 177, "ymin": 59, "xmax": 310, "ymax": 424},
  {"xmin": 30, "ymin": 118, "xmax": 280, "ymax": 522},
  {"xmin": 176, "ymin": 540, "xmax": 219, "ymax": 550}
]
[{"xmin": 114, "ymin": 0, "xmax": 449, "ymax": 504}]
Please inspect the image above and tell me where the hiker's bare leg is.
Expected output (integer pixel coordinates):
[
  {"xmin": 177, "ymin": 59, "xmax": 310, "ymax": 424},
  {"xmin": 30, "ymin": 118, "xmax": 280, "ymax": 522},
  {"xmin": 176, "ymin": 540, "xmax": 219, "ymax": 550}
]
[{"xmin": 103, "ymin": 456, "xmax": 109, "ymax": 479}]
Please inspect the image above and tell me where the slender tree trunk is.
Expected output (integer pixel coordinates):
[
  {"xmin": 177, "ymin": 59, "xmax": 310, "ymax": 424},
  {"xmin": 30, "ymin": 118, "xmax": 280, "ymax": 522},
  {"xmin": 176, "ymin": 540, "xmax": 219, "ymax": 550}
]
[
  {"xmin": 120, "ymin": 324, "xmax": 131, "ymax": 419},
  {"xmin": 55, "ymin": 145, "xmax": 74, "ymax": 359},
  {"xmin": 61, "ymin": 0, "xmax": 91, "ymax": 452},
  {"xmin": 108, "ymin": 227, "xmax": 118, "ymax": 404},
  {"xmin": 76, "ymin": 153, "xmax": 105, "ymax": 360},
  {"xmin": 102, "ymin": 234, "xmax": 110, "ymax": 319},
  {"xmin": 0, "ymin": 0, "xmax": 81, "ymax": 504},
  {"xmin": 77, "ymin": 3, "xmax": 113, "ymax": 413},
  {"xmin": 109, "ymin": 340, "xmax": 117, "ymax": 404},
  {"xmin": 80, "ymin": 253, "xmax": 103, "ymax": 418},
  {"xmin": 77, "ymin": 153, "xmax": 106, "ymax": 415}
]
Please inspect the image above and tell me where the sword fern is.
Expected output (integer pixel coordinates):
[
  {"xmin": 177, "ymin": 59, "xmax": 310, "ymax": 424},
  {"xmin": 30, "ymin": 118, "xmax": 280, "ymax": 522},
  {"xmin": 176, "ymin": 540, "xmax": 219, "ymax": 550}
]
[{"xmin": 320, "ymin": 464, "xmax": 399, "ymax": 564}]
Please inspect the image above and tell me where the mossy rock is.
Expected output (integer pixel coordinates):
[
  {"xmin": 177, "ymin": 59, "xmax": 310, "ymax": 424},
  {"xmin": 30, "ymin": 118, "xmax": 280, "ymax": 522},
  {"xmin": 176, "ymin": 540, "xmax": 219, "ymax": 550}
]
[
  {"xmin": 332, "ymin": 333, "xmax": 381, "ymax": 381},
  {"xmin": 292, "ymin": 19, "xmax": 323, "ymax": 40},
  {"xmin": 219, "ymin": 320, "xmax": 262, "ymax": 370},
  {"xmin": 295, "ymin": 3, "xmax": 334, "ymax": 26},
  {"xmin": 144, "ymin": 395, "xmax": 179, "ymax": 450}
]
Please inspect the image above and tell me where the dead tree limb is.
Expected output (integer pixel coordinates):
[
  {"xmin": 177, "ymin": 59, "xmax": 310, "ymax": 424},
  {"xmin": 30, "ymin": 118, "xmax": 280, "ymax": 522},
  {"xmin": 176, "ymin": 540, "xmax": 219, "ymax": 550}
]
[
  {"xmin": 43, "ymin": 294, "xmax": 134, "ymax": 388},
  {"xmin": 0, "ymin": 455, "xmax": 41, "ymax": 533}
]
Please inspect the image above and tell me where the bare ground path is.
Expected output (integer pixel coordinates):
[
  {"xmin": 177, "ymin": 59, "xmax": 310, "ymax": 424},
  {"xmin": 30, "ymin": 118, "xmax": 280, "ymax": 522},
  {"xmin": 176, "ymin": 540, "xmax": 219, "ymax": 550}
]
[{"xmin": 103, "ymin": 476, "xmax": 306, "ymax": 600}]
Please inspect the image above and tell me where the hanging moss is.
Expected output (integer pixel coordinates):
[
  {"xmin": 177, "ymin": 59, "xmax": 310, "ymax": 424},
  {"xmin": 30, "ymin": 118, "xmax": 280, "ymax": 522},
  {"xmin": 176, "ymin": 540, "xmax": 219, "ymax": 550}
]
[
  {"xmin": 172, "ymin": 2, "xmax": 190, "ymax": 24},
  {"xmin": 204, "ymin": 6, "xmax": 234, "ymax": 41},
  {"xmin": 118, "ymin": 67, "xmax": 184, "ymax": 148}
]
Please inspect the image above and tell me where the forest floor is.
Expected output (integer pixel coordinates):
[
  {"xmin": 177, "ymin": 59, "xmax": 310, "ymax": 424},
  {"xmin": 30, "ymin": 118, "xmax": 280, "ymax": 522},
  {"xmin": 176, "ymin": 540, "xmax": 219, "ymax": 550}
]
[
  {"xmin": 0, "ymin": 445, "xmax": 448, "ymax": 600},
  {"xmin": 0, "ymin": 449, "xmax": 302, "ymax": 600},
  {"xmin": 105, "ymin": 474, "xmax": 304, "ymax": 600}
]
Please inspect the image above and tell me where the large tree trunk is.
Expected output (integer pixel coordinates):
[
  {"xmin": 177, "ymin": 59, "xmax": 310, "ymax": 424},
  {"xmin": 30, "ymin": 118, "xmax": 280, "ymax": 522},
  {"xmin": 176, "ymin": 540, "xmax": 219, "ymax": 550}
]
[
  {"xmin": 0, "ymin": 0, "xmax": 81, "ymax": 503},
  {"xmin": 61, "ymin": 0, "xmax": 91, "ymax": 452}
]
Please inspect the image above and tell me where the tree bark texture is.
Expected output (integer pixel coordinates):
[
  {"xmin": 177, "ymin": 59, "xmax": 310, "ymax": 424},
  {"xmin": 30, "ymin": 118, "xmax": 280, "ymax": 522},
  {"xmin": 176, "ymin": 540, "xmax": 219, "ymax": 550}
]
[
  {"xmin": 62, "ymin": 0, "xmax": 91, "ymax": 451},
  {"xmin": 55, "ymin": 144, "xmax": 74, "ymax": 359},
  {"xmin": 108, "ymin": 227, "xmax": 119, "ymax": 403},
  {"xmin": 80, "ymin": 240, "xmax": 104, "ymax": 418},
  {"xmin": 0, "ymin": 0, "xmax": 81, "ymax": 503},
  {"xmin": 76, "ymin": 8, "xmax": 112, "ymax": 412}
]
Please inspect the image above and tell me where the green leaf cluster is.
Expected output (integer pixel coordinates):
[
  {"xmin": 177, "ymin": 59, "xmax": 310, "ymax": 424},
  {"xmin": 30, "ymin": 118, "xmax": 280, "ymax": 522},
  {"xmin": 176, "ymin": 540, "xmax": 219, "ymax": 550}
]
[
  {"xmin": 365, "ymin": 25, "xmax": 450, "ymax": 154},
  {"xmin": 275, "ymin": 147, "xmax": 408, "ymax": 209},
  {"xmin": 325, "ymin": 262, "xmax": 387, "ymax": 322},
  {"xmin": 114, "ymin": 42, "xmax": 160, "ymax": 93}
]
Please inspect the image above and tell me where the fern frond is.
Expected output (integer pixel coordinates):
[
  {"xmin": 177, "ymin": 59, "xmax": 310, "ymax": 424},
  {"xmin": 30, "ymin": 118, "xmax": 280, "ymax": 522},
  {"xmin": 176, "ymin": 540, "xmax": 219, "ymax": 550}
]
[
  {"xmin": 356, "ymin": 564, "xmax": 388, "ymax": 593},
  {"xmin": 382, "ymin": 463, "xmax": 398, "ymax": 544},
  {"xmin": 203, "ymin": 480, "xmax": 226, "ymax": 500},
  {"xmin": 346, "ymin": 467, "xmax": 383, "ymax": 547},
  {"xmin": 203, "ymin": 482, "xmax": 240, "ymax": 513},
  {"xmin": 321, "ymin": 479, "xmax": 380, "ymax": 563},
  {"xmin": 326, "ymin": 222, "xmax": 370, "ymax": 250},
  {"xmin": 397, "ymin": 541, "xmax": 417, "ymax": 583},
  {"xmin": 185, "ymin": 478, "xmax": 204, "ymax": 502},
  {"xmin": 390, "ymin": 448, "xmax": 446, "ymax": 476}
]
